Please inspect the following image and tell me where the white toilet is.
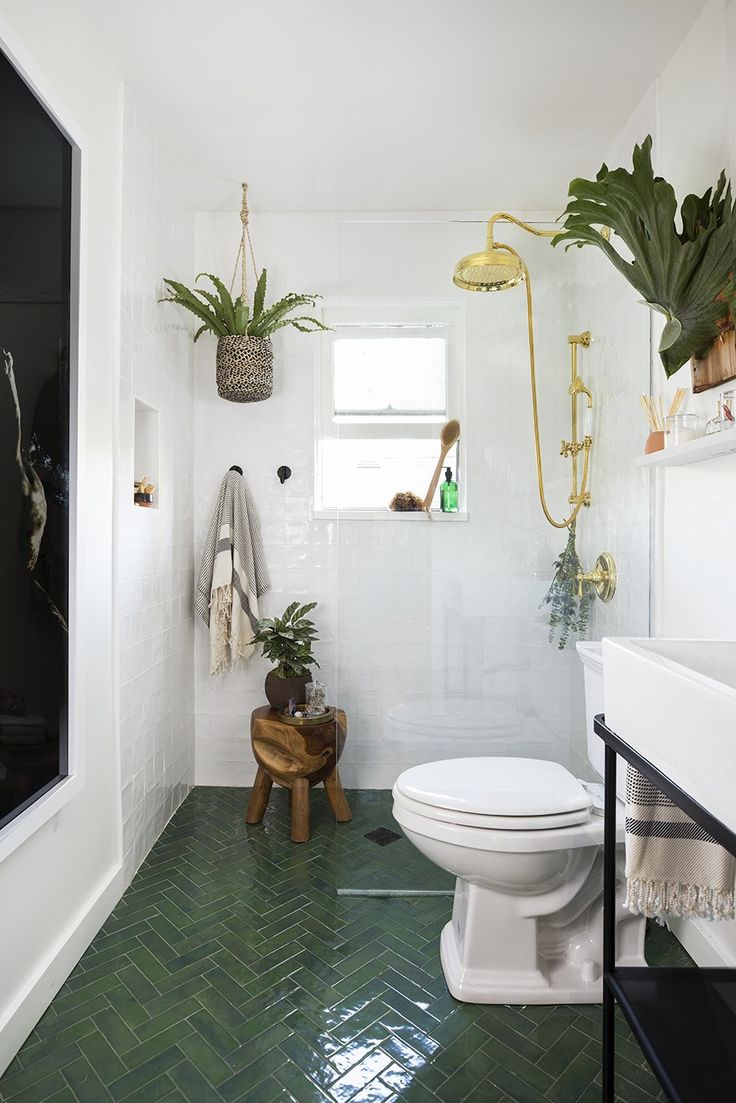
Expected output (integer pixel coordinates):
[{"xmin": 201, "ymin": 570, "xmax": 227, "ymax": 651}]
[{"xmin": 392, "ymin": 642, "xmax": 645, "ymax": 1004}]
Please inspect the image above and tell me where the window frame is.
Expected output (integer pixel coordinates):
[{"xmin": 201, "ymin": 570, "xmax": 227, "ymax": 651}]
[{"xmin": 314, "ymin": 299, "xmax": 466, "ymax": 518}]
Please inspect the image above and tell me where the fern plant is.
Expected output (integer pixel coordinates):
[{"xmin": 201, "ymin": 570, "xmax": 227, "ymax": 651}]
[
  {"xmin": 250, "ymin": 601, "xmax": 320, "ymax": 678},
  {"xmin": 552, "ymin": 135, "xmax": 736, "ymax": 377},
  {"xmin": 540, "ymin": 523, "xmax": 593, "ymax": 651},
  {"xmin": 160, "ymin": 269, "xmax": 330, "ymax": 342}
]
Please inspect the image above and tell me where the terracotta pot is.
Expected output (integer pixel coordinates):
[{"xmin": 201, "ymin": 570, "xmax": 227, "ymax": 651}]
[
  {"xmin": 215, "ymin": 335, "xmax": 273, "ymax": 403},
  {"xmin": 644, "ymin": 430, "xmax": 664, "ymax": 454},
  {"xmin": 264, "ymin": 671, "xmax": 310, "ymax": 710}
]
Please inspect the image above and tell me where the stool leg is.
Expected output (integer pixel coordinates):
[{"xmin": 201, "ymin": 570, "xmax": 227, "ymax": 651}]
[
  {"xmin": 246, "ymin": 766, "xmax": 273, "ymax": 824},
  {"xmin": 324, "ymin": 768, "xmax": 352, "ymax": 823},
  {"xmin": 291, "ymin": 778, "xmax": 310, "ymax": 843}
]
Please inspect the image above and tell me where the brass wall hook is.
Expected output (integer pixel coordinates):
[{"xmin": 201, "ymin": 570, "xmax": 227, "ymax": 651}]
[{"xmin": 577, "ymin": 552, "xmax": 617, "ymax": 602}]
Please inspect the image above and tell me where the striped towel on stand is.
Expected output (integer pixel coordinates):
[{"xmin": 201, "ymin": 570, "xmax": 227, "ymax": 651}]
[{"xmin": 625, "ymin": 767, "xmax": 735, "ymax": 921}]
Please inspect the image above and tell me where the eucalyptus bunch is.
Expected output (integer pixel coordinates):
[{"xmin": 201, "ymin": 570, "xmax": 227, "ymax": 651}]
[
  {"xmin": 553, "ymin": 135, "xmax": 736, "ymax": 377},
  {"xmin": 251, "ymin": 601, "xmax": 320, "ymax": 679},
  {"xmin": 540, "ymin": 523, "xmax": 593, "ymax": 651},
  {"xmin": 160, "ymin": 269, "xmax": 330, "ymax": 342}
]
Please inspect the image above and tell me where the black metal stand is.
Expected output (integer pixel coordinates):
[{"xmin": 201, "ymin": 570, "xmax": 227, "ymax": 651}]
[{"xmin": 596, "ymin": 714, "xmax": 736, "ymax": 1102}]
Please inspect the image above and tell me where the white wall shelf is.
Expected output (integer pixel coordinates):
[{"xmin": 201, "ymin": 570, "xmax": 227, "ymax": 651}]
[{"xmin": 635, "ymin": 432, "xmax": 736, "ymax": 468}]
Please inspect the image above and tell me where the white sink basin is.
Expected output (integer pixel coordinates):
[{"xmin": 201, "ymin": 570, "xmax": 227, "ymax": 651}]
[{"xmin": 603, "ymin": 638, "xmax": 736, "ymax": 835}]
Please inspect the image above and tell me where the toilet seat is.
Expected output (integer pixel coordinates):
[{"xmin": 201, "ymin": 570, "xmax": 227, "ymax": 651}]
[
  {"xmin": 392, "ymin": 789, "xmax": 592, "ymax": 831},
  {"xmin": 394, "ymin": 756, "xmax": 593, "ymax": 829}
]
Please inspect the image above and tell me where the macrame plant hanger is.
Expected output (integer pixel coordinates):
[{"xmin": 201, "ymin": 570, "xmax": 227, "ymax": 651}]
[
  {"xmin": 214, "ymin": 181, "xmax": 274, "ymax": 403},
  {"xmin": 229, "ymin": 182, "xmax": 259, "ymax": 306}
]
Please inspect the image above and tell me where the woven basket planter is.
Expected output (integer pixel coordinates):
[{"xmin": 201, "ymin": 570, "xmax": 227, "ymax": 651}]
[{"xmin": 216, "ymin": 335, "xmax": 273, "ymax": 403}]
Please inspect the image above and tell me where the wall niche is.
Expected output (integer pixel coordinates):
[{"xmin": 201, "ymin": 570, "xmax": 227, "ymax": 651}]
[{"xmin": 0, "ymin": 46, "xmax": 73, "ymax": 832}]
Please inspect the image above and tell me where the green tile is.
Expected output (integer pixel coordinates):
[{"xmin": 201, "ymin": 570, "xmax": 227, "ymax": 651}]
[
  {"xmin": 227, "ymin": 1020, "xmax": 292, "ymax": 1074},
  {"xmin": 168, "ymin": 1060, "xmax": 224, "ymax": 1102},
  {"xmin": 108, "ymin": 1045, "xmax": 185, "ymax": 1101},
  {"xmin": 78, "ymin": 1030, "xmax": 127, "ymax": 1083},
  {"xmin": 62, "ymin": 1056, "xmax": 115, "ymax": 1102},
  {"xmin": 273, "ymin": 1059, "xmax": 334, "ymax": 1102},
  {"xmin": 8, "ymin": 1071, "xmax": 67, "ymax": 1103},
  {"xmin": 135, "ymin": 997, "xmax": 204, "ymax": 1043},
  {"xmin": 436, "ymin": 1048, "xmax": 495, "ymax": 1101},
  {"xmin": 0, "ymin": 791, "xmax": 674, "ymax": 1103},
  {"xmin": 178, "ymin": 1030, "xmax": 232, "ymax": 1086},
  {"xmin": 0, "ymin": 1043, "xmax": 82, "ymax": 1098},
  {"xmin": 218, "ymin": 1047, "xmax": 286, "ymax": 1103},
  {"xmin": 187, "ymin": 1008, "xmax": 239, "ymax": 1055},
  {"xmin": 93, "ymin": 1008, "xmax": 139, "ymax": 1056}
]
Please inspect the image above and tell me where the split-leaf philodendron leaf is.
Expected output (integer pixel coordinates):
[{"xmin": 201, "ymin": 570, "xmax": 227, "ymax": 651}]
[{"xmin": 552, "ymin": 135, "xmax": 736, "ymax": 377}]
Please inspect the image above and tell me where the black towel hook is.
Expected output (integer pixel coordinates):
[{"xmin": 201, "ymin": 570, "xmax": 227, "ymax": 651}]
[
  {"xmin": 277, "ymin": 465, "xmax": 291, "ymax": 485},
  {"xmin": 229, "ymin": 465, "xmax": 243, "ymax": 475}
]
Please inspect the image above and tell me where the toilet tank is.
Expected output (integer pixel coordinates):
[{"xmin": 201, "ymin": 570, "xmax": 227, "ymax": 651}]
[{"xmin": 576, "ymin": 641, "xmax": 626, "ymax": 801}]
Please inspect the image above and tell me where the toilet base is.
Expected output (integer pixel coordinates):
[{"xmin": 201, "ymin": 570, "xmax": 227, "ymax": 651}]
[{"xmin": 440, "ymin": 920, "xmax": 604, "ymax": 1004}]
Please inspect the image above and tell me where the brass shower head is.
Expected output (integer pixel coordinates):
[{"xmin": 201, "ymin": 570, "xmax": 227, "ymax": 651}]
[
  {"xmin": 452, "ymin": 242, "xmax": 524, "ymax": 292},
  {"xmin": 453, "ymin": 212, "xmax": 557, "ymax": 292}
]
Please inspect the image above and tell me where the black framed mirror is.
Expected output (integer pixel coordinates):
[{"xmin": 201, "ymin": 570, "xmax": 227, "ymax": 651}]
[{"xmin": 0, "ymin": 46, "xmax": 72, "ymax": 832}]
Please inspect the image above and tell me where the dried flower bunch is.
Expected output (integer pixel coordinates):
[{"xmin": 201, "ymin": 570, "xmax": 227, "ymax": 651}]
[{"xmin": 540, "ymin": 522, "xmax": 593, "ymax": 650}]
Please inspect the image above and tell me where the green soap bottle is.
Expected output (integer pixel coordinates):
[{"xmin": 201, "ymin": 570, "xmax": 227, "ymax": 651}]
[{"xmin": 440, "ymin": 467, "xmax": 458, "ymax": 513}]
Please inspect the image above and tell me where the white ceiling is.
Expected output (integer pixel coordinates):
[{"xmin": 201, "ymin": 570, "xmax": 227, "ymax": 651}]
[{"xmin": 80, "ymin": 0, "xmax": 707, "ymax": 213}]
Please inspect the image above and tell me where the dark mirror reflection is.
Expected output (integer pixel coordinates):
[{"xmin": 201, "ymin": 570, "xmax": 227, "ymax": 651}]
[{"xmin": 0, "ymin": 48, "xmax": 72, "ymax": 830}]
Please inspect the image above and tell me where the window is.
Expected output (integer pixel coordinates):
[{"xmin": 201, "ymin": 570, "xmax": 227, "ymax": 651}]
[{"xmin": 315, "ymin": 304, "xmax": 465, "ymax": 514}]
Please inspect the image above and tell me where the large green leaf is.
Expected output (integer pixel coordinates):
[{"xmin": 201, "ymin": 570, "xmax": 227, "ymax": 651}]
[{"xmin": 552, "ymin": 135, "xmax": 736, "ymax": 377}]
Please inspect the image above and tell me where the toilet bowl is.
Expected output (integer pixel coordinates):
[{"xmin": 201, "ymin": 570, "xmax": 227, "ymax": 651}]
[{"xmin": 391, "ymin": 642, "xmax": 646, "ymax": 1004}]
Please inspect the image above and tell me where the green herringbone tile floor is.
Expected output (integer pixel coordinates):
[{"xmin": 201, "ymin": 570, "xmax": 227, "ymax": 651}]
[{"xmin": 0, "ymin": 787, "xmax": 688, "ymax": 1103}]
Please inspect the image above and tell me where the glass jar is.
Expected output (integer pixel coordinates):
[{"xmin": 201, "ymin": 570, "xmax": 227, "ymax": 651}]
[
  {"xmin": 664, "ymin": 413, "xmax": 699, "ymax": 448},
  {"xmin": 721, "ymin": 390, "xmax": 736, "ymax": 429},
  {"xmin": 305, "ymin": 680, "xmax": 327, "ymax": 716}
]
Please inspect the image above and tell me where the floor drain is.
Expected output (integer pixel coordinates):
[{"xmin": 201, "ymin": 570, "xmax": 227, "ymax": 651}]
[{"xmin": 364, "ymin": 826, "xmax": 401, "ymax": 847}]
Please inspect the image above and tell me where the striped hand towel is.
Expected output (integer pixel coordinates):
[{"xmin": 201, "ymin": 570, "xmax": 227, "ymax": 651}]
[
  {"xmin": 625, "ymin": 767, "xmax": 735, "ymax": 921},
  {"xmin": 195, "ymin": 469, "xmax": 270, "ymax": 676}
]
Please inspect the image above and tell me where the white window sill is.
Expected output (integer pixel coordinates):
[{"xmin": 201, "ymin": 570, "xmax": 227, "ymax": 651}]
[{"xmin": 312, "ymin": 509, "xmax": 468, "ymax": 521}]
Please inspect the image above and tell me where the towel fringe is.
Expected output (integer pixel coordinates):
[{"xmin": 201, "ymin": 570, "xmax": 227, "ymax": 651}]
[{"xmin": 625, "ymin": 878, "xmax": 735, "ymax": 921}]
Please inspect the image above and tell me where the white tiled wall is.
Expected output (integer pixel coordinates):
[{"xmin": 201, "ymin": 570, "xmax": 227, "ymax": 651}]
[
  {"xmin": 117, "ymin": 91, "xmax": 195, "ymax": 880},
  {"xmin": 192, "ymin": 212, "xmax": 649, "ymax": 788}
]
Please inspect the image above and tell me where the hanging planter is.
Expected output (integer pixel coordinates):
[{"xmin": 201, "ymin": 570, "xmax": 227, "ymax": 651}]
[
  {"xmin": 160, "ymin": 183, "xmax": 329, "ymax": 404},
  {"xmin": 216, "ymin": 334, "xmax": 273, "ymax": 403}
]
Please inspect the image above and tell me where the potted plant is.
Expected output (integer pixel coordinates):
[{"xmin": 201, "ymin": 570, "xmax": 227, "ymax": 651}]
[
  {"xmin": 553, "ymin": 135, "xmax": 736, "ymax": 388},
  {"xmin": 160, "ymin": 268, "xmax": 329, "ymax": 403},
  {"xmin": 251, "ymin": 601, "xmax": 320, "ymax": 709}
]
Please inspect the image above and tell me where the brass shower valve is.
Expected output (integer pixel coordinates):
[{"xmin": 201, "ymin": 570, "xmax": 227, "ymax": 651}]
[
  {"xmin": 561, "ymin": 439, "xmax": 584, "ymax": 458},
  {"xmin": 569, "ymin": 490, "xmax": 591, "ymax": 507},
  {"xmin": 576, "ymin": 553, "xmax": 617, "ymax": 602}
]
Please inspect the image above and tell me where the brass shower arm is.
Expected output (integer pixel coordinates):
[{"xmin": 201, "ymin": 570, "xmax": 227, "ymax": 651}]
[{"xmin": 486, "ymin": 212, "xmax": 558, "ymax": 247}]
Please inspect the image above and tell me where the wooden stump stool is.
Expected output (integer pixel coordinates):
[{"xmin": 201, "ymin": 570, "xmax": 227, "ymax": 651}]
[{"xmin": 246, "ymin": 706, "xmax": 351, "ymax": 843}]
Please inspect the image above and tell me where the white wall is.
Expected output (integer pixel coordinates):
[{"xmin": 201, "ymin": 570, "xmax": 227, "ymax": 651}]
[
  {"xmin": 117, "ymin": 90, "xmax": 195, "ymax": 880},
  {"xmin": 193, "ymin": 211, "xmax": 650, "ymax": 789},
  {"xmin": 0, "ymin": 0, "xmax": 122, "ymax": 1073}
]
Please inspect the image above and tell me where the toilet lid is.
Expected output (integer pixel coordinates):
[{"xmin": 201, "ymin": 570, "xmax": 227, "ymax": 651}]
[{"xmin": 395, "ymin": 757, "xmax": 592, "ymax": 818}]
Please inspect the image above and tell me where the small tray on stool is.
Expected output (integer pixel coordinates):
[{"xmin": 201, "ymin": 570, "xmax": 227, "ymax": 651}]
[{"xmin": 279, "ymin": 705, "xmax": 336, "ymax": 727}]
